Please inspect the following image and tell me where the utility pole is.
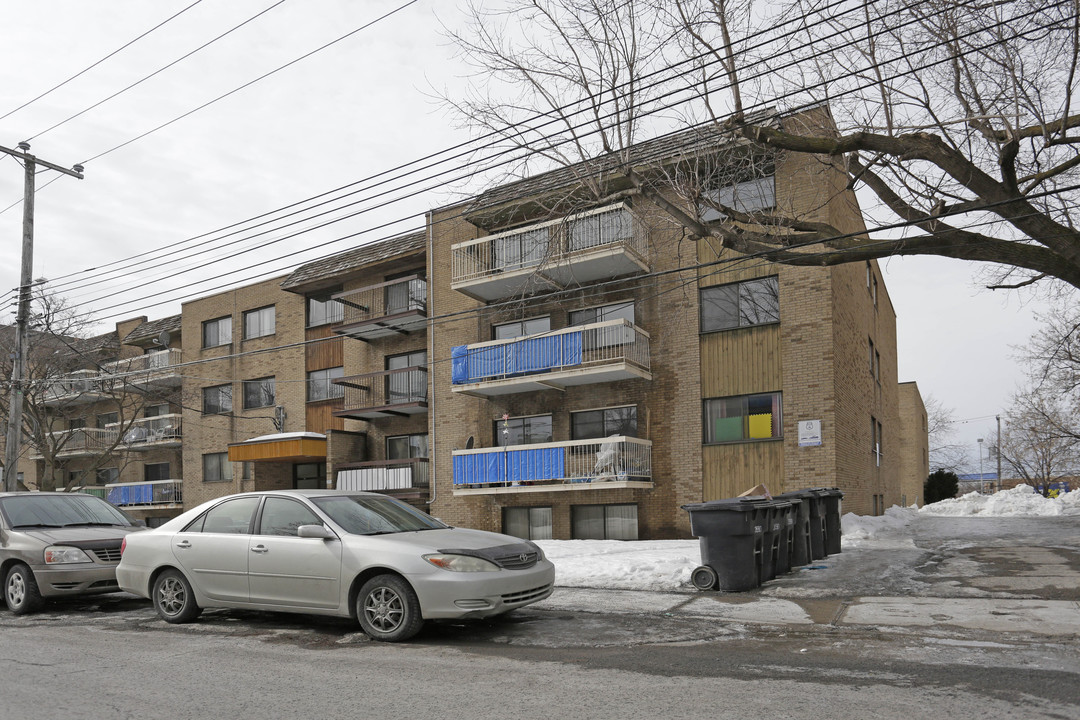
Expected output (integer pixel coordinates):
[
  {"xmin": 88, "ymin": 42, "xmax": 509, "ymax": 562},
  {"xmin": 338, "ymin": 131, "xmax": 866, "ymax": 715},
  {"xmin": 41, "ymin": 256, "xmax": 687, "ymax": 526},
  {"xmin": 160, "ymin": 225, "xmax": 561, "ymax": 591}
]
[
  {"xmin": 996, "ymin": 414, "xmax": 1002, "ymax": 493},
  {"xmin": 0, "ymin": 142, "xmax": 83, "ymax": 492}
]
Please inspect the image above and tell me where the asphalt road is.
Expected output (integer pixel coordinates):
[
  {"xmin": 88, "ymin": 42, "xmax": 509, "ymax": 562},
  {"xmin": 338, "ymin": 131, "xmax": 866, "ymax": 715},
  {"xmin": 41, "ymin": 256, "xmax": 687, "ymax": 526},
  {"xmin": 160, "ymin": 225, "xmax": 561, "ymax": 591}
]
[{"xmin": 0, "ymin": 515, "xmax": 1077, "ymax": 720}]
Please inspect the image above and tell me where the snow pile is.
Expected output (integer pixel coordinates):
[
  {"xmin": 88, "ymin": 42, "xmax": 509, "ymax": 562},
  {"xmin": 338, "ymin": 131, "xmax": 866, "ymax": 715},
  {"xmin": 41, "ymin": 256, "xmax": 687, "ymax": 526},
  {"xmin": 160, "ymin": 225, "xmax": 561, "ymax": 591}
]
[
  {"xmin": 919, "ymin": 484, "xmax": 1080, "ymax": 517},
  {"xmin": 535, "ymin": 539, "xmax": 700, "ymax": 591},
  {"xmin": 840, "ymin": 506, "xmax": 918, "ymax": 548}
]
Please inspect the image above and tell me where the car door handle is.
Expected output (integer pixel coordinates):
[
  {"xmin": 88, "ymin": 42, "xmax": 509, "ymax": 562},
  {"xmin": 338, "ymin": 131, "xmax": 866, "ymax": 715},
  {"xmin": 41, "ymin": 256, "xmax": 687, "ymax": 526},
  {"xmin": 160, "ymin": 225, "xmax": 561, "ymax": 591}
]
[
  {"xmin": 250, "ymin": 545, "xmax": 268, "ymax": 554},
  {"xmin": 175, "ymin": 541, "xmax": 191, "ymax": 549}
]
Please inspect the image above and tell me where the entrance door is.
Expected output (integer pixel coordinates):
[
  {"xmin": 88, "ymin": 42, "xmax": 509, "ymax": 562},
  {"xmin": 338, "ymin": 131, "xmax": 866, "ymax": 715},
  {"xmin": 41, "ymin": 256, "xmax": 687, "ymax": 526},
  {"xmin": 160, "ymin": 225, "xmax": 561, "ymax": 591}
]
[{"xmin": 293, "ymin": 462, "xmax": 325, "ymax": 490}]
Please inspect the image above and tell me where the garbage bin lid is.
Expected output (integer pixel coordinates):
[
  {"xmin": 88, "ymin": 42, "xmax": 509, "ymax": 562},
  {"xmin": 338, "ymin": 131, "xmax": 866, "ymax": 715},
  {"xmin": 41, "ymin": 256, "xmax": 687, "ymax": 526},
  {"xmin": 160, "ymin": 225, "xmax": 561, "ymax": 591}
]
[{"xmin": 681, "ymin": 498, "xmax": 760, "ymax": 513}]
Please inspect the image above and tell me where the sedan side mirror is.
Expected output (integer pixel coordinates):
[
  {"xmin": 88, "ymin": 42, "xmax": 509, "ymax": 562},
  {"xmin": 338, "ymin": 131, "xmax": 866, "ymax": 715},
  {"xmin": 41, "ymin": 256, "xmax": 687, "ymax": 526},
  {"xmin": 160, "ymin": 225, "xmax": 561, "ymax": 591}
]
[{"xmin": 297, "ymin": 524, "xmax": 334, "ymax": 539}]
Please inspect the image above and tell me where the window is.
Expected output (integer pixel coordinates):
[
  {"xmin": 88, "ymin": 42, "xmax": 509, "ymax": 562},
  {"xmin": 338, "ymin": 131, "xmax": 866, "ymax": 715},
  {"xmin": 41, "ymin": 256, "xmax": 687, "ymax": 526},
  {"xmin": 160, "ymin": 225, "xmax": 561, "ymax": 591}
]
[
  {"xmin": 568, "ymin": 206, "xmax": 633, "ymax": 251},
  {"xmin": 700, "ymin": 175, "xmax": 776, "ymax": 221},
  {"xmin": 701, "ymin": 277, "xmax": 779, "ymax": 332},
  {"xmin": 869, "ymin": 338, "xmax": 880, "ymax": 382},
  {"xmin": 187, "ymin": 497, "xmax": 259, "ymax": 534},
  {"xmin": 96, "ymin": 412, "xmax": 118, "ymax": 428},
  {"xmin": 307, "ymin": 290, "xmax": 344, "ymax": 327},
  {"xmin": 493, "ymin": 227, "xmax": 546, "ymax": 271},
  {"xmin": 307, "ymin": 367, "xmax": 344, "ymax": 402},
  {"xmin": 493, "ymin": 315, "xmax": 550, "ymax": 340},
  {"xmin": 704, "ymin": 392, "xmax": 782, "ymax": 443},
  {"xmin": 243, "ymin": 377, "xmax": 276, "ymax": 409},
  {"xmin": 571, "ymin": 406, "xmax": 638, "ymax": 440},
  {"xmin": 495, "ymin": 414, "xmax": 553, "ymax": 446},
  {"xmin": 385, "ymin": 270, "xmax": 426, "ymax": 314},
  {"xmin": 294, "ymin": 463, "xmax": 325, "ymax": 490},
  {"xmin": 69, "ymin": 418, "xmax": 86, "ymax": 430},
  {"xmin": 258, "ymin": 497, "xmax": 323, "ymax": 536},
  {"xmin": 203, "ymin": 384, "xmax": 233, "ymax": 414},
  {"xmin": 569, "ymin": 302, "xmax": 635, "ymax": 348},
  {"xmin": 572, "ymin": 504, "xmax": 638, "ymax": 540},
  {"xmin": 241, "ymin": 461, "xmax": 253, "ymax": 480},
  {"xmin": 503, "ymin": 507, "xmax": 553, "ymax": 540},
  {"xmin": 144, "ymin": 463, "xmax": 170, "ymax": 482},
  {"xmin": 202, "ymin": 316, "xmax": 232, "ymax": 348},
  {"xmin": 145, "ymin": 403, "xmax": 170, "ymax": 418},
  {"xmin": 243, "ymin": 306, "xmax": 276, "ymax": 339},
  {"xmin": 203, "ymin": 453, "xmax": 233, "ymax": 483},
  {"xmin": 386, "ymin": 351, "xmax": 427, "ymax": 404},
  {"xmin": 97, "ymin": 468, "xmax": 119, "ymax": 485},
  {"xmin": 872, "ymin": 417, "xmax": 883, "ymax": 467},
  {"xmin": 387, "ymin": 434, "xmax": 429, "ymax": 459}
]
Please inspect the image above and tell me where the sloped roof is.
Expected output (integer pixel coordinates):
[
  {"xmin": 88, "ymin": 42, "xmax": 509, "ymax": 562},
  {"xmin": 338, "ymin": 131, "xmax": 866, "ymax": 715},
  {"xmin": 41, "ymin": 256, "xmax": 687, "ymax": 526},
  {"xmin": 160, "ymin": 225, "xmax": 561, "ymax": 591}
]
[
  {"xmin": 70, "ymin": 331, "xmax": 119, "ymax": 358},
  {"xmin": 281, "ymin": 231, "xmax": 426, "ymax": 293},
  {"xmin": 122, "ymin": 314, "xmax": 181, "ymax": 345}
]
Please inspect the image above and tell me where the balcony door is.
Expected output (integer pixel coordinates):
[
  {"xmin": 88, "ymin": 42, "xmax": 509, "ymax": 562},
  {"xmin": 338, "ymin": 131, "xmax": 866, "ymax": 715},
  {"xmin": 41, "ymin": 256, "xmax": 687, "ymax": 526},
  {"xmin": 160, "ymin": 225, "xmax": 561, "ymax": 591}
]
[{"xmin": 386, "ymin": 351, "xmax": 427, "ymax": 404}]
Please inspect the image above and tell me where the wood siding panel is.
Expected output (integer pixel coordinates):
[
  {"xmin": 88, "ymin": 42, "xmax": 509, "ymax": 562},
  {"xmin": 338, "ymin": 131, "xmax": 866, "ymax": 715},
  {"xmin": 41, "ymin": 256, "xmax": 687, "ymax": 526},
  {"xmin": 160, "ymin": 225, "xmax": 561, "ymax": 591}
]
[
  {"xmin": 306, "ymin": 326, "xmax": 343, "ymax": 370},
  {"xmin": 306, "ymin": 400, "xmax": 345, "ymax": 434},
  {"xmin": 702, "ymin": 441, "xmax": 784, "ymax": 500},
  {"xmin": 700, "ymin": 324, "xmax": 782, "ymax": 398}
]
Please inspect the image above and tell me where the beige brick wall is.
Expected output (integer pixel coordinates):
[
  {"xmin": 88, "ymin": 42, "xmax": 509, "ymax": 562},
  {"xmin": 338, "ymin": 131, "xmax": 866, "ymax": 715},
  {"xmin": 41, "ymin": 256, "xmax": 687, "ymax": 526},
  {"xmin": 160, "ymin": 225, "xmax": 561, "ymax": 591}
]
[{"xmin": 897, "ymin": 381, "xmax": 928, "ymax": 507}]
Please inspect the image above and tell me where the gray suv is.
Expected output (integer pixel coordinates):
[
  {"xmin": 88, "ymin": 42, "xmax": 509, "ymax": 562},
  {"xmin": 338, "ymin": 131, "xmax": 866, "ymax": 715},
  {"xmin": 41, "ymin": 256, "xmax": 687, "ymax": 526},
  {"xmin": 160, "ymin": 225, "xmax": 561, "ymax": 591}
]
[{"xmin": 1, "ymin": 492, "xmax": 143, "ymax": 614}]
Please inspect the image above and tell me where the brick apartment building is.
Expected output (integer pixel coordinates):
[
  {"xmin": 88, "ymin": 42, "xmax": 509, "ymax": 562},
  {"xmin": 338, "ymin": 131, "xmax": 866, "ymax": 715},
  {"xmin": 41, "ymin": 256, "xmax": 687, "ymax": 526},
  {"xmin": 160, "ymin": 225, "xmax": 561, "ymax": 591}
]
[{"xmin": 11, "ymin": 118, "xmax": 927, "ymax": 537}]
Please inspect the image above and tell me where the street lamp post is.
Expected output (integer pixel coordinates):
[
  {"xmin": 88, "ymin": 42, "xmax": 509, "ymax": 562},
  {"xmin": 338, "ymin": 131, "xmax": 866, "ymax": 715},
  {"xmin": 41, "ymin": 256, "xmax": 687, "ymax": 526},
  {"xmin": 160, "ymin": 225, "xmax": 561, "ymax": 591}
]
[{"xmin": 977, "ymin": 438, "xmax": 985, "ymax": 493}]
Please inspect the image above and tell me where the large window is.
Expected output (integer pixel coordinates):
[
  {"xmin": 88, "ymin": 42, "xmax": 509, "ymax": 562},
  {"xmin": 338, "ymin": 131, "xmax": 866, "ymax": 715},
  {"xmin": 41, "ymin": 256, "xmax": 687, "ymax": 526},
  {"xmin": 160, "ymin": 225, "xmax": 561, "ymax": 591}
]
[
  {"xmin": 569, "ymin": 302, "xmax": 635, "ymax": 348},
  {"xmin": 387, "ymin": 434, "xmax": 429, "ymax": 459},
  {"xmin": 493, "ymin": 227, "xmax": 546, "ymax": 271},
  {"xmin": 700, "ymin": 175, "xmax": 776, "ymax": 221},
  {"xmin": 203, "ymin": 453, "xmax": 233, "ymax": 483},
  {"xmin": 386, "ymin": 350, "xmax": 427, "ymax": 404},
  {"xmin": 571, "ymin": 406, "xmax": 638, "ymax": 440},
  {"xmin": 701, "ymin": 277, "xmax": 779, "ymax": 332},
  {"xmin": 97, "ymin": 468, "xmax": 119, "ymax": 485},
  {"xmin": 571, "ymin": 504, "xmax": 638, "ymax": 540},
  {"xmin": 202, "ymin": 316, "xmax": 232, "ymax": 348},
  {"xmin": 203, "ymin": 384, "xmax": 233, "ymax": 415},
  {"xmin": 243, "ymin": 377, "xmax": 276, "ymax": 409},
  {"xmin": 144, "ymin": 463, "xmax": 170, "ymax": 482},
  {"xmin": 568, "ymin": 206, "xmax": 634, "ymax": 251},
  {"xmin": 144, "ymin": 403, "xmax": 170, "ymax": 418},
  {"xmin": 704, "ymin": 392, "xmax": 782, "ymax": 443},
  {"xmin": 307, "ymin": 290, "xmax": 344, "ymax": 327},
  {"xmin": 243, "ymin": 306, "xmax": 276, "ymax": 339},
  {"xmin": 307, "ymin": 367, "xmax": 344, "ymax": 402},
  {"xmin": 493, "ymin": 315, "xmax": 550, "ymax": 340},
  {"xmin": 495, "ymin": 414, "xmax": 552, "ymax": 446},
  {"xmin": 503, "ymin": 506, "xmax": 553, "ymax": 540}
]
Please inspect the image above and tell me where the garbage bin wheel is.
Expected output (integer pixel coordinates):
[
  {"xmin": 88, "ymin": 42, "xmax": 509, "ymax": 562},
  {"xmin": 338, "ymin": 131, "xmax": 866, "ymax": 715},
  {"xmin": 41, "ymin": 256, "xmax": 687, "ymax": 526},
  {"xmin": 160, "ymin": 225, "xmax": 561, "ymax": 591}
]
[{"xmin": 690, "ymin": 565, "xmax": 719, "ymax": 591}]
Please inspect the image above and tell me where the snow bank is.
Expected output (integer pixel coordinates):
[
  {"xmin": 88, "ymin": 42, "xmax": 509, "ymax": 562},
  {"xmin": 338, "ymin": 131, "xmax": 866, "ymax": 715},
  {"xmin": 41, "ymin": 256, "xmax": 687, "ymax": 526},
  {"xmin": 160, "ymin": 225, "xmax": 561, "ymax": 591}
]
[
  {"xmin": 840, "ymin": 506, "xmax": 918, "ymax": 548},
  {"xmin": 535, "ymin": 539, "xmax": 699, "ymax": 591},
  {"xmin": 919, "ymin": 484, "xmax": 1080, "ymax": 517}
]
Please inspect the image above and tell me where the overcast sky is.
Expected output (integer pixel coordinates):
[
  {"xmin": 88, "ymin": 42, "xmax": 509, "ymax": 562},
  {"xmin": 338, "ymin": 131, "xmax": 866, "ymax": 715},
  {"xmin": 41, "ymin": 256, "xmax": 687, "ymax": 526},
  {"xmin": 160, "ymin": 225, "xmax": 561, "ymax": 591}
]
[{"xmin": 0, "ymin": 0, "xmax": 1044, "ymax": 474}]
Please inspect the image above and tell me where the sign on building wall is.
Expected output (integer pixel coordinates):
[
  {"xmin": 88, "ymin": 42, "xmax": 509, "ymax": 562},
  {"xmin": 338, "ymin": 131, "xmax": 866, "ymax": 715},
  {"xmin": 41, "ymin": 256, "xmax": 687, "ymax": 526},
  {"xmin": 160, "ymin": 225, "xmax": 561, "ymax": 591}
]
[{"xmin": 798, "ymin": 420, "xmax": 822, "ymax": 447}]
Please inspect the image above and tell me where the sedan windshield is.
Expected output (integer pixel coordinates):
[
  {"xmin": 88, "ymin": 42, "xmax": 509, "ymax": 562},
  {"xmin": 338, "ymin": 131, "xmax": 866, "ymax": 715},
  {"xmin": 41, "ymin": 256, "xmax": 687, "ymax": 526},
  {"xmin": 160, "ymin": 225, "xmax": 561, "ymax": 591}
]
[
  {"xmin": 0, "ymin": 494, "xmax": 134, "ymax": 528},
  {"xmin": 312, "ymin": 495, "xmax": 446, "ymax": 535}
]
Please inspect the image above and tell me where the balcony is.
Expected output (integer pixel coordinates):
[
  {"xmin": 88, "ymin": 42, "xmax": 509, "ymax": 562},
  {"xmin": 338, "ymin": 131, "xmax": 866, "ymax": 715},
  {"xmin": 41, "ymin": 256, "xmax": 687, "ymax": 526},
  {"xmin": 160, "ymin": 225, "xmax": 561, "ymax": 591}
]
[
  {"xmin": 450, "ymin": 319, "xmax": 651, "ymax": 397},
  {"xmin": 105, "ymin": 479, "xmax": 183, "ymax": 507},
  {"xmin": 112, "ymin": 414, "xmax": 183, "ymax": 449},
  {"xmin": 336, "ymin": 458, "xmax": 429, "ymax": 492},
  {"xmin": 452, "ymin": 436, "xmax": 652, "ymax": 494},
  {"xmin": 334, "ymin": 368, "xmax": 428, "ymax": 419},
  {"xmin": 332, "ymin": 276, "xmax": 427, "ymax": 340},
  {"xmin": 450, "ymin": 204, "xmax": 649, "ymax": 301},
  {"xmin": 101, "ymin": 348, "xmax": 183, "ymax": 387},
  {"xmin": 40, "ymin": 370, "xmax": 111, "ymax": 407},
  {"xmin": 29, "ymin": 428, "xmax": 118, "ymax": 459}
]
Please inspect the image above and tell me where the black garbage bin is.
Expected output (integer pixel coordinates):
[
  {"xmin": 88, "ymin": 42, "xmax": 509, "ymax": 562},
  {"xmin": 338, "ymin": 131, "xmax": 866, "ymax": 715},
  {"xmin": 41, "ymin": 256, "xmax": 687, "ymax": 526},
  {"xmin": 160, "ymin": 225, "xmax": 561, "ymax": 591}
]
[
  {"xmin": 682, "ymin": 499, "xmax": 765, "ymax": 592},
  {"xmin": 773, "ymin": 498, "xmax": 796, "ymax": 575},
  {"xmin": 804, "ymin": 489, "xmax": 828, "ymax": 560},
  {"xmin": 776, "ymin": 491, "xmax": 812, "ymax": 567},
  {"xmin": 740, "ymin": 497, "xmax": 790, "ymax": 581},
  {"xmin": 811, "ymin": 487, "xmax": 844, "ymax": 555}
]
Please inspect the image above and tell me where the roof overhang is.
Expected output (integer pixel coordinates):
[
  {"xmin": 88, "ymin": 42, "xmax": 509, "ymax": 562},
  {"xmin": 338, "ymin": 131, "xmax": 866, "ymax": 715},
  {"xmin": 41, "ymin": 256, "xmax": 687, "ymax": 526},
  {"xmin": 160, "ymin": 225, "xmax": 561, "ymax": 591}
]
[{"xmin": 227, "ymin": 433, "xmax": 327, "ymax": 463}]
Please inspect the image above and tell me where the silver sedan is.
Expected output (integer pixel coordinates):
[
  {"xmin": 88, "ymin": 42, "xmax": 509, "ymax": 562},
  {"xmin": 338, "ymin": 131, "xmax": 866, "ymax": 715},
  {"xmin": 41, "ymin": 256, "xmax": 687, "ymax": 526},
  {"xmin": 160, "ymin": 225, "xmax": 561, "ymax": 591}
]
[{"xmin": 117, "ymin": 490, "xmax": 554, "ymax": 641}]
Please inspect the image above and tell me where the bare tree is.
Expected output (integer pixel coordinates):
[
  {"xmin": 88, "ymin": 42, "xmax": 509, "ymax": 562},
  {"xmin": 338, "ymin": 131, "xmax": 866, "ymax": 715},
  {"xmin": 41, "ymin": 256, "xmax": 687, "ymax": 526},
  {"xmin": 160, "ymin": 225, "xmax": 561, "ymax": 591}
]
[
  {"xmin": 924, "ymin": 394, "xmax": 969, "ymax": 473},
  {"xmin": 444, "ymin": 0, "xmax": 1080, "ymax": 291},
  {"xmin": 996, "ymin": 391, "xmax": 1080, "ymax": 487}
]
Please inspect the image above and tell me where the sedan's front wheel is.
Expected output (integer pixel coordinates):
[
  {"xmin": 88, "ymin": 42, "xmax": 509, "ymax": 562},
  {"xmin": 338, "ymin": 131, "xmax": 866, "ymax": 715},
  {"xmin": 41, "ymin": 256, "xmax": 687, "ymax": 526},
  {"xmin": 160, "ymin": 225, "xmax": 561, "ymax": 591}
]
[
  {"xmin": 152, "ymin": 569, "xmax": 202, "ymax": 623},
  {"xmin": 5, "ymin": 563, "xmax": 43, "ymax": 615},
  {"xmin": 356, "ymin": 574, "xmax": 423, "ymax": 642}
]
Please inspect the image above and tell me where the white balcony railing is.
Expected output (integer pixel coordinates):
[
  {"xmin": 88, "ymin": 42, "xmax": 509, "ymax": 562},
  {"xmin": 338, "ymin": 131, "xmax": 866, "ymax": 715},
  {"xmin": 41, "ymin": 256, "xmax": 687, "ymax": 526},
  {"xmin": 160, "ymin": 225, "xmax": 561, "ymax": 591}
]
[
  {"xmin": 29, "ymin": 427, "xmax": 118, "ymax": 459},
  {"xmin": 108, "ymin": 414, "xmax": 182, "ymax": 448},
  {"xmin": 336, "ymin": 459, "xmax": 429, "ymax": 491},
  {"xmin": 450, "ymin": 204, "xmax": 649, "ymax": 301},
  {"xmin": 41, "ymin": 370, "xmax": 111, "ymax": 406},
  {"xmin": 101, "ymin": 348, "xmax": 183, "ymax": 387},
  {"xmin": 451, "ymin": 319, "xmax": 651, "ymax": 395},
  {"xmin": 452, "ymin": 436, "xmax": 652, "ymax": 489}
]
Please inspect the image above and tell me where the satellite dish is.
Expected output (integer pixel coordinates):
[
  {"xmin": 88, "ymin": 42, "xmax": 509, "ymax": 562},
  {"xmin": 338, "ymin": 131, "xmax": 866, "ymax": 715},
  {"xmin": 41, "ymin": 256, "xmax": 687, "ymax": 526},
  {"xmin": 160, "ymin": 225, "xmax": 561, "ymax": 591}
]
[
  {"xmin": 155, "ymin": 331, "xmax": 171, "ymax": 348},
  {"xmin": 465, "ymin": 436, "xmax": 474, "ymax": 450}
]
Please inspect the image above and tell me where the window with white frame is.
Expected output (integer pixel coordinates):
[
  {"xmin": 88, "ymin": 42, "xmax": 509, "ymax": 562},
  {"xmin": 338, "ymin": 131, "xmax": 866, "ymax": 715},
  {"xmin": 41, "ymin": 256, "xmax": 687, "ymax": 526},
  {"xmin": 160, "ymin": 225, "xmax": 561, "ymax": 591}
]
[
  {"xmin": 386, "ymin": 350, "xmax": 427, "ymax": 404},
  {"xmin": 307, "ymin": 367, "xmax": 344, "ymax": 402},
  {"xmin": 202, "ymin": 316, "xmax": 232, "ymax": 348},
  {"xmin": 700, "ymin": 277, "xmax": 779, "ymax": 332},
  {"xmin": 495, "ymin": 414, "xmax": 552, "ymax": 446},
  {"xmin": 307, "ymin": 289, "xmax": 344, "ymax": 327},
  {"xmin": 704, "ymin": 392, "xmax": 782, "ymax": 443},
  {"xmin": 571, "ymin": 504, "xmax": 638, "ymax": 540},
  {"xmin": 387, "ymin": 434, "xmax": 429, "ymax": 459},
  {"xmin": 568, "ymin": 206, "xmax": 634, "ymax": 251},
  {"xmin": 700, "ymin": 175, "xmax": 776, "ymax": 221},
  {"xmin": 243, "ymin": 377, "xmax": 275, "ymax": 409},
  {"xmin": 571, "ymin": 406, "xmax": 638, "ymax": 440},
  {"xmin": 203, "ymin": 384, "xmax": 233, "ymax": 415},
  {"xmin": 243, "ymin": 305, "xmax": 276, "ymax": 339},
  {"xmin": 203, "ymin": 453, "xmax": 233, "ymax": 483},
  {"xmin": 503, "ymin": 506, "xmax": 553, "ymax": 540},
  {"xmin": 493, "ymin": 315, "xmax": 550, "ymax": 340}
]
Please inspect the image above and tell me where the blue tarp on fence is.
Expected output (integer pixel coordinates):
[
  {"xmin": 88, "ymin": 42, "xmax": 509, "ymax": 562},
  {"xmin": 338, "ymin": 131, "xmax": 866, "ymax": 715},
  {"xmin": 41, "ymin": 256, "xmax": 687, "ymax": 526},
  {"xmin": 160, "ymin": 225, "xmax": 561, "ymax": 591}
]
[
  {"xmin": 450, "ymin": 332, "xmax": 583, "ymax": 385},
  {"xmin": 453, "ymin": 447, "xmax": 566, "ymax": 485},
  {"xmin": 107, "ymin": 484, "xmax": 154, "ymax": 506}
]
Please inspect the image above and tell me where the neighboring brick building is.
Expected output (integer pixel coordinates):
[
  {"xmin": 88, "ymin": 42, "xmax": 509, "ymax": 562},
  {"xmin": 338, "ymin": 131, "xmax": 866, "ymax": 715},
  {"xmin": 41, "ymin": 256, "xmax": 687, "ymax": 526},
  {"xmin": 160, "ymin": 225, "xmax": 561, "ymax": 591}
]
[{"xmin": 14, "ymin": 115, "xmax": 927, "ymax": 537}]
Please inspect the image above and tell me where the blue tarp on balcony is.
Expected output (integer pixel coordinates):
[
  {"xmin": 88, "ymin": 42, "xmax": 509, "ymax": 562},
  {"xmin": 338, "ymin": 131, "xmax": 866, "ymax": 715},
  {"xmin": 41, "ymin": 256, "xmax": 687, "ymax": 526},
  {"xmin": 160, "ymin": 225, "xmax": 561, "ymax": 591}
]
[
  {"xmin": 451, "ymin": 332, "xmax": 583, "ymax": 385},
  {"xmin": 453, "ymin": 447, "xmax": 566, "ymax": 485},
  {"xmin": 107, "ymin": 484, "xmax": 154, "ymax": 506}
]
